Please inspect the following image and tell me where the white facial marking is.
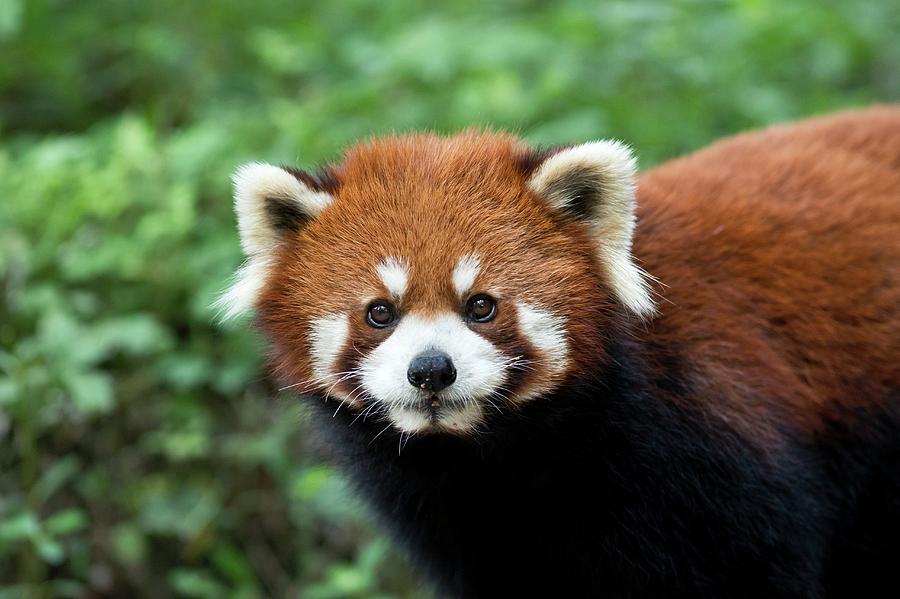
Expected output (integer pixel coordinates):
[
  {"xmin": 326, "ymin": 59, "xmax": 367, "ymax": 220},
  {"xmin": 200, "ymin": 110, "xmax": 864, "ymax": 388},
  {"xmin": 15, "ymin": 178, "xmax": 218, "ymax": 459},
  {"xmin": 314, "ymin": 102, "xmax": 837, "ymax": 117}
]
[
  {"xmin": 452, "ymin": 254, "xmax": 481, "ymax": 299},
  {"xmin": 360, "ymin": 313, "xmax": 504, "ymax": 433},
  {"xmin": 309, "ymin": 313, "xmax": 350, "ymax": 385},
  {"xmin": 436, "ymin": 402, "xmax": 484, "ymax": 433},
  {"xmin": 516, "ymin": 303, "xmax": 570, "ymax": 400},
  {"xmin": 389, "ymin": 407, "xmax": 433, "ymax": 434},
  {"xmin": 376, "ymin": 257, "xmax": 409, "ymax": 298}
]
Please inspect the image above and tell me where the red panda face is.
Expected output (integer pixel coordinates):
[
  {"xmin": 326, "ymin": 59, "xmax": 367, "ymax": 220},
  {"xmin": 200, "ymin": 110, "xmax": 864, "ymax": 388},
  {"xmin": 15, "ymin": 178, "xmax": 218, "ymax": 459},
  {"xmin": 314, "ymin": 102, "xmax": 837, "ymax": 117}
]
[{"xmin": 219, "ymin": 131, "xmax": 654, "ymax": 435}]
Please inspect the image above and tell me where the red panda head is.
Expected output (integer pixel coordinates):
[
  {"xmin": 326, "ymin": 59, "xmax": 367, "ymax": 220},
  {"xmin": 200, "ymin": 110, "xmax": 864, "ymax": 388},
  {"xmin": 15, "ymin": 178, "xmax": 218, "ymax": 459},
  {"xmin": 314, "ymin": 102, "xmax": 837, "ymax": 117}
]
[{"xmin": 219, "ymin": 131, "xmax": 655, "ymax": 435}]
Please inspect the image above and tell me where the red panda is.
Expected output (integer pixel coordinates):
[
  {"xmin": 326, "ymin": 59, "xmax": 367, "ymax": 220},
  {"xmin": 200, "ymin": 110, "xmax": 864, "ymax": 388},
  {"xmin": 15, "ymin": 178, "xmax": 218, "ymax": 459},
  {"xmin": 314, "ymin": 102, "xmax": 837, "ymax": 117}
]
[{"xmin": 218, "ymin": 107, "xmax": 900, "ymax": 598}]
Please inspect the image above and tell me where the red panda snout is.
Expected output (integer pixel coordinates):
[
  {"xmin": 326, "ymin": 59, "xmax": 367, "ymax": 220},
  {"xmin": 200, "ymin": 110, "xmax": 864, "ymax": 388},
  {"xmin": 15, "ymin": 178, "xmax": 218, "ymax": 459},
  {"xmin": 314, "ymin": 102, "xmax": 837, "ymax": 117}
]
[{"xmin": 358, "ymin": 310, "xmax": 510, "ymax": 434}]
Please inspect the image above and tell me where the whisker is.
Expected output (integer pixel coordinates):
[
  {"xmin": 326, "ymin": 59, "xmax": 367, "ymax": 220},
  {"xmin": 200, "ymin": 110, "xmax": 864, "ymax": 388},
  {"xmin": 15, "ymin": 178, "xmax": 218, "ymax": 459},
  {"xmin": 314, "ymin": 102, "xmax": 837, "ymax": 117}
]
[
  {"xmin": 482, "ymin": 396, "xmax": 504, "ymax": 415},
  {"xmin": 363, "ymin": 402, "xmax": 385, "ymax": 422},
  {"xmin": 344, "ymin": 383, "xmax": 368, "ymax": 404},
  {"xmin": 350, "ymin": 402, "xmax": 374, "ymax": 426},
  {"xmin": 323, "ymin": 369, "xmax": 361, "ymax": 397},
  {"xmin": 278, "ymin": 368, "xmax": 358, "ymax": 392},
  {"xmin": 370, "ymin": 423, "xmax": 393, "ymax": 444},
  {"xmin": 400, "ymin": 431, "xmax": 414, "ymax": 453}
]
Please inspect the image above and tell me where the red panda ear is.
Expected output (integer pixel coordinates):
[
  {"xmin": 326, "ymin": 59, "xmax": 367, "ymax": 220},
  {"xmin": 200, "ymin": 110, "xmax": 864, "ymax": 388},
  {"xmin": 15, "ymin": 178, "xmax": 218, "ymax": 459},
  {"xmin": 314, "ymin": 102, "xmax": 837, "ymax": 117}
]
[
  {"xmin": 232, "ymin": 162, "xmax": 334, "ymax": 256},
  {"xmin": 526, "ymin": 141, "xmax": 657, "ymax": 319},
  {"xmin": 216, "ymin": 162, "xmax": 335, "ymax": 320}
]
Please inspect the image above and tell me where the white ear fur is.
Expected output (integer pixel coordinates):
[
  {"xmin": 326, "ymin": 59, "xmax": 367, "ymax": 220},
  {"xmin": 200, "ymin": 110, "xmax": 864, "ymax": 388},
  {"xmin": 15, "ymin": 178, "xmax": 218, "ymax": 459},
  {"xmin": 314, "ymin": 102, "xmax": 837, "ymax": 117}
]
[
  {"xmin": 233, "ymin": 162, "xmax": 333, "ymax": 256},
  {"xmin": 528, "ymin": 141, "xmax": 657, "ymax": 318},
  {"xmin": 215, "ymin": 162, "xmax": 334, "ymax": 320}
]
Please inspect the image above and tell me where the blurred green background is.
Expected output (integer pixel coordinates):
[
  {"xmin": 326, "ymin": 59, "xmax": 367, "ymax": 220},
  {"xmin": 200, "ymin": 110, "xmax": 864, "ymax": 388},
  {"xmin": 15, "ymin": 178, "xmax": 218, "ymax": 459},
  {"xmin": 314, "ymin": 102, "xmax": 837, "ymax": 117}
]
[{"xmin": 0, "ymin": 0, "xmax": 897, "ymax": 597}]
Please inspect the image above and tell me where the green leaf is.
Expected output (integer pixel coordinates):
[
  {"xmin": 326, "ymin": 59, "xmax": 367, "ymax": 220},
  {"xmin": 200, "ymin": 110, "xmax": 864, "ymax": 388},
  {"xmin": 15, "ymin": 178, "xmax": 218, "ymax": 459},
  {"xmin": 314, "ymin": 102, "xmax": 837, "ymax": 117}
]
[
  {"xmin": 0, "ymin": 512, "xmax": 39, "ymax": 542},
  {"xmin": 210, "ymin": 543, "xmax": 256, "ymax": 587},
  {"xmin": 0, "ymin": 0, "xmax": 22, "ymax": 40},
  {"xmin": 111, "ymin": 524, "xmax": 147, "ymax": 565},
  {"xmin": 44, "ymin": 509, "xmax": 87, "ymax": 536},
  {"xmin": 0, "ymin": 380, "xmax": 15, "ymax": 405},
  {"xmin": 169, "ymin": 569, "xmax": 227, "ymax": 599},
  {"xmin": 34, "ymin": 534, "xmax": 65, "ymax": 564},
  {"xmin": 32, "ymin": 455, "xmax": 81, "ymax": 503},
  {"xmin": 62, "ymin": 370, "xmax": 114, "ymax": 414}
]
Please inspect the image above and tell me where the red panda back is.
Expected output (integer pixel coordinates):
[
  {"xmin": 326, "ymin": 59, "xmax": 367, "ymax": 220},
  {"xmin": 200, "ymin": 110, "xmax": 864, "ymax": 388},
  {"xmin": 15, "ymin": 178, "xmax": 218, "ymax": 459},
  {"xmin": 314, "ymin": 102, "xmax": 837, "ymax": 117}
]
[{"xmin": 635, "ymin": 106, "xmax": 900, "ymax": 441}]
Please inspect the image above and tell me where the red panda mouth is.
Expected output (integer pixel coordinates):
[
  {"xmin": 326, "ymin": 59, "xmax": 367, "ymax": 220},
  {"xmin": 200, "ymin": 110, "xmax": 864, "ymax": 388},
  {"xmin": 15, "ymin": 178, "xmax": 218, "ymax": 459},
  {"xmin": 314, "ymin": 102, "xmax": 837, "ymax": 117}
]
[{"xmin": 427, "ymin": 396, "xmax": 443, "ymax": 423}]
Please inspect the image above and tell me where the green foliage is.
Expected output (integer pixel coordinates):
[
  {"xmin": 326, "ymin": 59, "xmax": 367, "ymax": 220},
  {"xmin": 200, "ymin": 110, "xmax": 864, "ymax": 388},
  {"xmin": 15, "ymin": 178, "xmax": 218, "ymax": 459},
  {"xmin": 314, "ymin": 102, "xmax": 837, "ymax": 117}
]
[{"xmin": 0, "ymin": 0, "xmax": 897, "ymax": 596}]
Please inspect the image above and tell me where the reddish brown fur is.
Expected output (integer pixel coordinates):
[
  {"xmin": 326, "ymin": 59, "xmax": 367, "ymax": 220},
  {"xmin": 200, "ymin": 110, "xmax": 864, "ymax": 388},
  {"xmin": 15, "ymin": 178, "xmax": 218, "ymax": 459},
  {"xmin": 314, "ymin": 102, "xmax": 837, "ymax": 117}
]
[
  {"xmin": 258, "ymin": 107, "xmax": 899, "ymax": 445},
  {"xmin": 635, "ymin": 106, "xmax": 900, "ymax": 442}
]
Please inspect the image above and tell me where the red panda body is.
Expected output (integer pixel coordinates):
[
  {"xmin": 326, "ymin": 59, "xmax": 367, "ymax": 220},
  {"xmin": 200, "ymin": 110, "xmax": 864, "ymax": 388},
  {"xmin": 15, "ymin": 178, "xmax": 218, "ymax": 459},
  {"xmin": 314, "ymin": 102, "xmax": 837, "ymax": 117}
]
[
  {"xmin": 636, "ymin": 110, "xmax": 900, "ymax": 444},
  {"xmin": 222, "ymin": 108, "xmax": 900, "ymax": 598}
]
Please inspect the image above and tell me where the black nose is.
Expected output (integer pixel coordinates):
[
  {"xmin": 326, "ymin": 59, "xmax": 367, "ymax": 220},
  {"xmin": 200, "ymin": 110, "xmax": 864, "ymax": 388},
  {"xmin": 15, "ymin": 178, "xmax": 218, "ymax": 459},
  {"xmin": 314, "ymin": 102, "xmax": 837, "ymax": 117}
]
[{"xmin": 407, "ymin": 350, "xmax": 457, "ymax": 392}]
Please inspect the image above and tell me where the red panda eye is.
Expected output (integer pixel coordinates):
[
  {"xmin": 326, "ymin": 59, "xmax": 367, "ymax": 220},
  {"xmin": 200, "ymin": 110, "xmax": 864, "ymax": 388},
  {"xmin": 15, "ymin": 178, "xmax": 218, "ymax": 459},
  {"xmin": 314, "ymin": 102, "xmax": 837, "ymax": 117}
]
[
  {"xmin": 466, "ymin": 294, "xmax": 497, "ymax": 323},
  {"xmin": 366, "ymin": 301, "xmax": 396, "ymax": 328}
]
